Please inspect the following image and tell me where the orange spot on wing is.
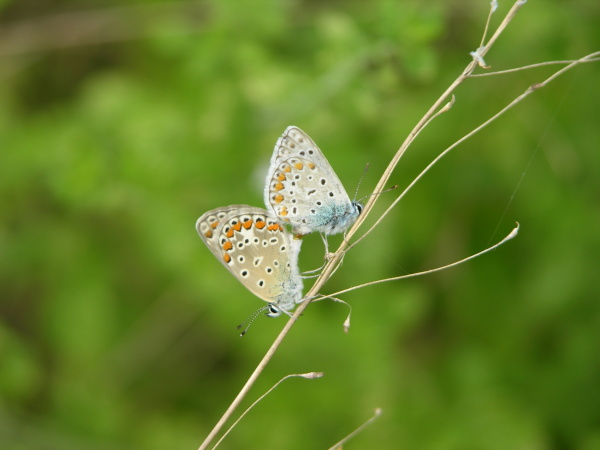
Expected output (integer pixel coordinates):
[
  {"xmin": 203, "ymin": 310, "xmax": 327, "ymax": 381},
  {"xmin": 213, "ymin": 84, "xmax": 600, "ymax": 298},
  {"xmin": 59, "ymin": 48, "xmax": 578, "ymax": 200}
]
[
  {"xmin": 273, "ymin": 194, "xmax": 284, "ymax": 204},
  {"xmin": 307, "ymin": 162, "xmax": 316, "ymax": 169},
  {"xmin": 255, "ymin": 220, "xmax": 266, "ymax": 229},
  {"xmin": 223, "ymin": 253, "xmax": 231, "ymax": 263},
  {"xmin": 294, "ymin": 162, "xmax": 304, "ymax": 170},
  {"xmin": 280, "ymin": 206, "xmax": 288, "ymax": 217},
  {"xmin": 222, "ymin": 240, "xmax": 233, "ymax": 251},
  {"xmin": 277, "ymin": 173, "xmax": 286, "ymax": 181},
  {"xmin": 210, "ymin": 221, "xmax": 219, "ymax": 229},
  {"xmin": 283, "ymin": 165, "xmax": 291, "ymax": 173},
  {"xmin": 242, "ymin": 219, "xmax": 253, "ymax": 229},
  {"xmin": 204, "ymin": 230, "xmax": 213, "ymax": 238},
  {"xmin": 226, "ymin": 228, "xmax": 234, "ymax": 238},
  {"xmin": 233, "ymin": 222, "xmax": 242, "ymax": 231},
  {"xmin": 274, "ymin": 182, "xmax": 284, "ymax": 191}
]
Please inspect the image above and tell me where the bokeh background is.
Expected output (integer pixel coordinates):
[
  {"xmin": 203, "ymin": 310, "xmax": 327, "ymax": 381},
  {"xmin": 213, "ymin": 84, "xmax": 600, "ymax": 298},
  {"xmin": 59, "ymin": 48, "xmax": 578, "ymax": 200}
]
[{"xmin": 1, "ymin": 1, "xmax": 599, "ymax": 449}]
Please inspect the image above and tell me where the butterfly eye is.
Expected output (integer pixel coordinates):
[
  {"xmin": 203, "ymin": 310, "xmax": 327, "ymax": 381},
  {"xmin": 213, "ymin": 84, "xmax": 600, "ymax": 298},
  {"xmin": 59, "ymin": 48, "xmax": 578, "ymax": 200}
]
[
  {"xmin": 355, "ymin": 202, "xmax": 364, "ymax": 214},
  {"xmin": 266, "ymin": 304, "xmax": 282, "ymax": 317}
]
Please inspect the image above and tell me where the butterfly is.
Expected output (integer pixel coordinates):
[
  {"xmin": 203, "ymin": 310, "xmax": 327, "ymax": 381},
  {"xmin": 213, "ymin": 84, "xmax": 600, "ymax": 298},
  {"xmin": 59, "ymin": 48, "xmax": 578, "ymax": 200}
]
[
  {"xmin": 196, "ymin": 205, "xmax": 303, "ymax": 316},
  {"xmin": 264, "ymin": 126, "xmax": 363, "ymax": 236}
]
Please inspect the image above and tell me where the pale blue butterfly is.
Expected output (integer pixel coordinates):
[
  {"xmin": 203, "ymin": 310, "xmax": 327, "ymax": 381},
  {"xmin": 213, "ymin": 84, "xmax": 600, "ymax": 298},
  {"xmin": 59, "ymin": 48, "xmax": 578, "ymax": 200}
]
[
  {"xmin": 264, "ymin": 126, "xmax": 363, "ymax": 236},
  {"xmin": 196, "ymin": 205, "xmax": 303, "ymax": 317}
]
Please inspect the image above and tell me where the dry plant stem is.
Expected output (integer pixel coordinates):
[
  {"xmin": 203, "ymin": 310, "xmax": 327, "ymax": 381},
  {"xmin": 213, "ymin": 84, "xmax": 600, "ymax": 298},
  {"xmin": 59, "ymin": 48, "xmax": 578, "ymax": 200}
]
[
  {"xmin": 351, "ymin": 49, "xmax": 600, "ymax": 249},
  {"xmin": 198, "ymin": 300, "xmax": 314, "ymax": 450},
  {"xmin": 213, "ymin": 372, "xmax": 324, "ymax": 449},
  {"xmin": 327, "ymin": 408, "xmax": 383, "ymax": 450},
  {"xmin": 325, "ymin": 224, "xmax": 519, "ymax": 299},
  {"xmin": 469, "ymin": 56, "xmax": 600, "ymax": 77},
  {"xmin": 347, "ymin": 0, "xmax": 525, "ymax": 244},
  {"xmin": 199, "ymin": 3, "xmax": 527, "ymax": 448}
]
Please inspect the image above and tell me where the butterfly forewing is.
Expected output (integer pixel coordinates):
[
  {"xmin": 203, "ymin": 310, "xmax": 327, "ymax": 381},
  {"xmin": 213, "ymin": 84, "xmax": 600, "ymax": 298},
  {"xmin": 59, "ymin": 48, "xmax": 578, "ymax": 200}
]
[
  {"xmin": 196, "ymin": 205, "xmax": 303, "ymax": 310},
  {"xmin": 264, "ymin": 126, "xmax": 360, "ymax": 235}
]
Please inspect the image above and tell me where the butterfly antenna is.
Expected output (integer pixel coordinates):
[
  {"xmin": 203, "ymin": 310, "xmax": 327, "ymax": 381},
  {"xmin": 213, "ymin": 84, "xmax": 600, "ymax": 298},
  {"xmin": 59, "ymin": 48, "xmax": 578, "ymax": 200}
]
[
  {"xmin": 354, "ymin": 163, "xmax": 397, "ymax": 203},
  {"xmin": 237, "ymin": 305, "xmax": 270, "ymax": 336},
  {"xmin": 357, "ymin": 184, "xmax": 398, "ymax": 204},
  {"xmin": 353, "ymin": 163, "xmax": 370, "ymax": 202}
]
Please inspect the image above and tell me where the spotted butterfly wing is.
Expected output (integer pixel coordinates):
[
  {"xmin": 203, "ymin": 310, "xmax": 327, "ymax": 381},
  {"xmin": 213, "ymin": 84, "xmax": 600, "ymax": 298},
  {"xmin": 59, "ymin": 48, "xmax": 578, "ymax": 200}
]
[
  {"xmin": 196, "ymin": 205, "xmax": 303, "ymax": 316},
  {"xmin": 264, "ymin": 126, "xmax": 362, "ymax": 236}
]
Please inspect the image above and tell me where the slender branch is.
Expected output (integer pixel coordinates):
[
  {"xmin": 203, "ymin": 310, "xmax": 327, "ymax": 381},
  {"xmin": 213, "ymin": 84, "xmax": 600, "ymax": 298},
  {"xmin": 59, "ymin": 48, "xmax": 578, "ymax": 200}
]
[
  {"xmin": 199, "ymin": 3, "xmax": 528, "ymax": 448},
  {"xmin": 213, "ymin": 372, "xmax": 324, "ymax": 449},
  {"xmin": 327, "ymin": 408, "xmax": 383, "ymax": 450},
  {"xmin": 198, "ymin": 3, "xmax": 600, "ymax": 448},
  {"xmin": 198, "ymin": 302, "xmax": 312, "ymax": 449},
  {"xmin": 349, "ymin": 49, "xmax": 600, "ymax": 250},
  {"xmin": 469, "ymin": 55, "xmax": 600, "ymax": 77},
  {"xmin": 324, "ymin": 224, "xmax": 519, "ymax": 299},
  {"xmin": 319, "ymin": 0, "xmax": 529, "ymax": 279}
]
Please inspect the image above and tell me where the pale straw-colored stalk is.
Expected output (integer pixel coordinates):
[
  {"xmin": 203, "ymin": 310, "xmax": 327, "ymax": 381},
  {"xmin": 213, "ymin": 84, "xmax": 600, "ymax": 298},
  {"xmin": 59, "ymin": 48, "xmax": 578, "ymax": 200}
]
[{"xmin": 199, "ymin": 1, "xmax": 600, "ymax": 447}]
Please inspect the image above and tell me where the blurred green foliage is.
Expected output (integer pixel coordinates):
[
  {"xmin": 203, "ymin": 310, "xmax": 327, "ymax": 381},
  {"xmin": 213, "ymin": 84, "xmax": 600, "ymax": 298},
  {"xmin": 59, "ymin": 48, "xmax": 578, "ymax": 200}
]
[{"xmin": 1, "ymin": 0, "xmax": 599, "ymax": 449}]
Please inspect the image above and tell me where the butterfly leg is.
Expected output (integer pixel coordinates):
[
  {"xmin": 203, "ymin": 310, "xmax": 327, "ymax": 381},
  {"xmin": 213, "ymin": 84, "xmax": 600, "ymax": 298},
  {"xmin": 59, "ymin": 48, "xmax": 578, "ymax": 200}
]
[
  {"xmin": 320, "ymin": 233, "xmax": 335, "ymax": 260},
  {"xmin": 302, "ymin": 264, "xmax": 325, "ymax": 277}
]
